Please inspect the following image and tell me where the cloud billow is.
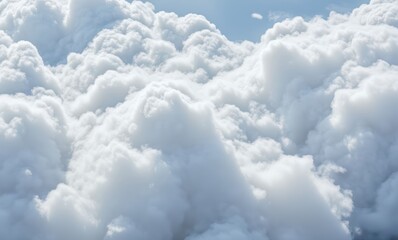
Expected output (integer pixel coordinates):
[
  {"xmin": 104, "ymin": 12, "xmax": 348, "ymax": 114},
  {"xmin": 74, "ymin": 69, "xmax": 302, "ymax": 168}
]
[{"xmin": 0, "ymin": 0, "xmax": 397, "ymax": 239}]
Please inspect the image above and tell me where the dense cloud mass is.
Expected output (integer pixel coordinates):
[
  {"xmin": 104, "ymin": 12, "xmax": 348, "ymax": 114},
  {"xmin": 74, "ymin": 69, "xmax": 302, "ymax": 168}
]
[{"xmin": 0, "ymin": 0, "xmax": 397, "ymax": 239}]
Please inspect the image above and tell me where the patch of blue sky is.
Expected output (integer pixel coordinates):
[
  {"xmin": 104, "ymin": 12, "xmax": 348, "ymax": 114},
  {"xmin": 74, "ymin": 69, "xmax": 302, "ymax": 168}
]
[{"xmin": 142, "ymin": 0, "xmax": 369, "ymax": 42}]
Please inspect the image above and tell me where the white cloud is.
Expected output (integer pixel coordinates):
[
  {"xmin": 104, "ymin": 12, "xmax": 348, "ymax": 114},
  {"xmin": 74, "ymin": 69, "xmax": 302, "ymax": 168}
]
[
  {"xmin": 1, "ymin": 0, "xmax": 398, "ymax": 239},
  {"xmin": 267, "ymin": 11, "xmax": 290, "ymax": 22},
  {"xmin": 251, "ymin": 13, "xmax": 263, "ymax": 20}
]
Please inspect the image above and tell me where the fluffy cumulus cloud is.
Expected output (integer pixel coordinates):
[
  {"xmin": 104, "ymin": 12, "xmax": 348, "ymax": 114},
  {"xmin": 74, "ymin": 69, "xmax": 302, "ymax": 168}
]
[{"xmin": 0, "ymin": 0, "xmax": 397, "ymax": 239}]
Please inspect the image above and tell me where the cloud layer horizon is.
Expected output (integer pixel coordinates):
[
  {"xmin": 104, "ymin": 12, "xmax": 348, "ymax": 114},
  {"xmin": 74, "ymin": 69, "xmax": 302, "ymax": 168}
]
[{"xmin": 1, "ymin": 0, "xmax": 398, "ymax": 239}]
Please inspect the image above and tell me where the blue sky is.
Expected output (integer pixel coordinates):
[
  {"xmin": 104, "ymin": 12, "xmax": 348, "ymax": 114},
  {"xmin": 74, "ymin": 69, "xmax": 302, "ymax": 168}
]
[{"xmin": 143, "ymin": 0, "xmax": 369, "ymax": 42}]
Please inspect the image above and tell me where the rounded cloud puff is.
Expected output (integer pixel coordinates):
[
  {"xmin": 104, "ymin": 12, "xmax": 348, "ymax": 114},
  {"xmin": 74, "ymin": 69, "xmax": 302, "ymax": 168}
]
[{"xmin": 0, "ymin": 0, "xmax": 397, "ymax": 239}]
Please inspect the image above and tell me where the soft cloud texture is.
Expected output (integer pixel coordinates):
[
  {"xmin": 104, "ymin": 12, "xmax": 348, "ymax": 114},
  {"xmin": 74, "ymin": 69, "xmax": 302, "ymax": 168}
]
[
  {"xmin": 0, "ymin": 0, "xmax": 397, "ymax": 239},
  {"xmin": 251, "ymin": 13, "xmax": 263, "ymax": 20}
]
